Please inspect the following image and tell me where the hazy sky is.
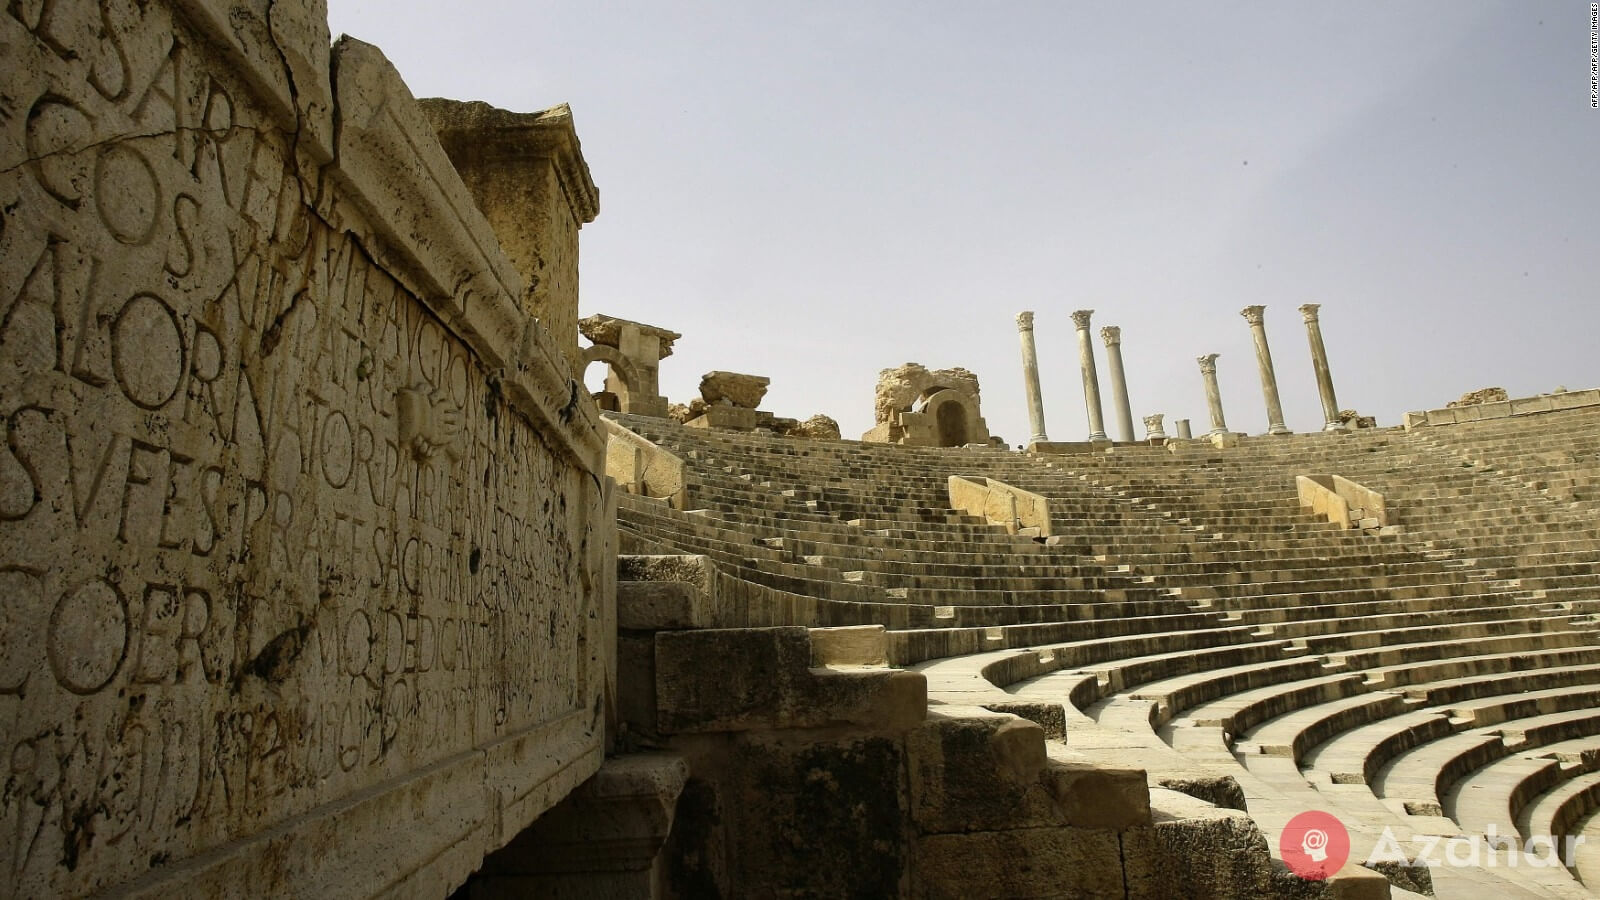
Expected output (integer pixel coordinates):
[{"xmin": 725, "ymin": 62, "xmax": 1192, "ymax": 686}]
[{"xmin": 327, "ymin": 1, "xmax": 1598, "ymax": 442}]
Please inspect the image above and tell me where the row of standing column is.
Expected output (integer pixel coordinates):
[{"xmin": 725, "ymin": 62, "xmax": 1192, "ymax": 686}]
[
  {"xmin": 1015, "ymin": 305, "xmax": 1346, "ymax": 443},
  {"xmin": 1190, "ymin": 304, "xmax": 1347, "ymax": 435},
  {"xmin": 1205, "ymin": 303, "xmax": 1343, "ymax": 435}
]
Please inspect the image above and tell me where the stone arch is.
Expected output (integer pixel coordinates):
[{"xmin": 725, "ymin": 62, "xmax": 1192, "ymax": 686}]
[
  {"xmin": 581, "ymin": 344, "xmax": 642, "ymax": 409},
  {"xmin": 917, "ymin": 388, "xmax": 979, "ymax": 448}
]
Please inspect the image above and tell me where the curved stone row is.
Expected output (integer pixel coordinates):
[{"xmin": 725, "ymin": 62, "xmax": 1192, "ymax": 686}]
[{"xmin": 609, "ymin": 405, "xmax": 1600, "ymax": 897}]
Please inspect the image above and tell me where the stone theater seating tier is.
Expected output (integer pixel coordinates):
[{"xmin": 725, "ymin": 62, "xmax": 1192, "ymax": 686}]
[
  {"xmin": 9, "ymin": 0, "xmax": 1600, "ymax": 896},
  {"xmin": 610, "ymin": 401, "xmax": 1600, "ymax": 898}
]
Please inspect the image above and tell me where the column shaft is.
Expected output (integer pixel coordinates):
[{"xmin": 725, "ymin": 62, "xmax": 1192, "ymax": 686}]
[
  {"xmin": 1240, "ymin": 306, "xmax": 1290, "ymax": 435},
  {"xmin": 1198, "ymin": 354, "xmax": 1228, "ymax": 434},
  {"xmin": 1101, "ymin": 326, "xmax": 1135, "ymax": 442},
  {"xmin": 1299, "ymin": 304, "xmax": 1346, "ymax": 432},
  {"xmin": 1016, "ymin": 312, "xmax": 1049, "ymax": 444},
  {"xmin": 1071, "ymin": 310, "xmax": 1109, "ymax": 442}
]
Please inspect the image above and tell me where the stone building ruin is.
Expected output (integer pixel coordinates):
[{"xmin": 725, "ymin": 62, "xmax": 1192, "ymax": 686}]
[
  {"xmin": 6, "ymin": 3, "xmax": 1600, "ymax": 899},
  {"xmin": 578, "ymin": 313, "xmax": 680, "ymax": 417},
  {"xmin": 864, "ymin": 362, "xmax": 992, "ymax": 447}
]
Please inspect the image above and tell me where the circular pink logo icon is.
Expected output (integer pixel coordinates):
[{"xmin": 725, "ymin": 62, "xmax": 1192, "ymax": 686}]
[{"xmin": 1280, "ymin": 810, "xmax": 1350, "ymax": 880}]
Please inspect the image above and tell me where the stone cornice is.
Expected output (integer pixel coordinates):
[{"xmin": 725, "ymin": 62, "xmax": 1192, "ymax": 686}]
[{"xmin": 421, "ymin": 99, "xmax": 601, "ymax": 226}]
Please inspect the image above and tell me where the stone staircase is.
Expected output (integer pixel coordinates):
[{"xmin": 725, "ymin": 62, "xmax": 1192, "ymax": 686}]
[{"xmin": 606, "ymin": 408, "xmax": 1600, "ymax": 898}]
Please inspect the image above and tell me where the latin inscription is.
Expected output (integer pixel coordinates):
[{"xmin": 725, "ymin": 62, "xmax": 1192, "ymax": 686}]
[{"xmin": 0, "ymin": 0, "xmax": 597, "ymax": 891}]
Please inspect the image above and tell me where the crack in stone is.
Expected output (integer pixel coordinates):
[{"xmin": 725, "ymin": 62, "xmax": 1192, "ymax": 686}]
[{"xmin": 0, "ymin": 124, "xmax": 283, "ymax": 180}]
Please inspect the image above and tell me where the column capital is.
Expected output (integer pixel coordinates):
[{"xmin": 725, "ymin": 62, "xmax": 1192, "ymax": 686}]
[
  {"xmin": 1016, "ymin": 311, "xmax": 1035, "ymax": 331},
  {"xmin": 1099, "ymin": 325, "xmax": 1121, "ymax": 346},
  {"xmin": 1240, "ymin": 305, "xmax": 1266, "ymax": 326},
  {"xmin": 1071, "ymin": 309, "xmax": 1095, "ymax": 330},
  {"xmin": 1299, "ymin": 303, "xmax": 1322, "ymax": 323},
  {"xmin": 1197, "ymin": 353, "xmax": 1220, "ymax": 375},
  {"xmin": 1142, "ymin": 413, "xmax": 1167, "ymax": 438}
]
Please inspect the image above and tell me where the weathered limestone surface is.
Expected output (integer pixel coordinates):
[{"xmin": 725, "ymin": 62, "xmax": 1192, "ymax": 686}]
[
  {"xmin": 1143, "ymin": 413, "xmax": 1169, "ymax": 441},
  {"xmin": 0, "ymin": 6, "xmax": 610, "ymax": 896},
  {"xmin": 1197, "ymin": 353, "xmax": 1230, "ymax": 436},
  {"xmin": 782, "ymin": 413, "xmax": 842, "ymax": 440},
  {"xmin": 1016, "ymin": 311, "xmax": 1050, "ymax": 444},
  {"xmin": 1404, "ymin": 386, "xmax": 1600, "ymax": 428},
  {"xmin": 1449, "ymin": 387, "xmax": 1511, "ymax": 407},
  {"xmin": 698, "ymin": 370, "xmax": 769, "ymax": 409},
  {"xmin": 1337, "ymin": 409, "xmax": 1378, "ymax": 429},
  {"xmin": 947, "ymin": 475, "xmax": 1053, "ymax": 536},
  {"xmin": 1240, "ymin": 305, "xmax": 1290, "ymax": 435},
  {"xmin": 1300, "ymin": 303, "xmax": 1346, "ymax": 432},
  {"xmin": 873, "ymin": 363, "xmax": 981, "ymax": 425},
  {"xmin": 1121, "ymin": 790, "xmax": 1291, "ymax": 900},
  {"xmin": 1071, "ymin": 310, "xmax": 1110, "ymax": 443},
  {"xmin": 467, "ymin": 754, "xmax": 689, "ymax": 900},
  {"xmin": 422, "ymin": 99, "xmax": 599, "ymax": 374},
  {"xmin": 1101, "ymin": 324, "xmax": 1136, "ymax": 443},
  {"xmin": 1297, "ymin": 474, "xmax": 1388, "ymax": 530},
  {"xmin": 668, "ymin": 400, "xmax": 703, "ymax": 423},
  {"xmin": 605, "ymin": 418, "xmax": 688, "ymax": 508},
  {"xmin": 864, "ymin": 363, "xmax": 990, "ymax": 447},
  {"xmin": 579, "ymin": 313, "xmax": 678, "ymax": 417}
]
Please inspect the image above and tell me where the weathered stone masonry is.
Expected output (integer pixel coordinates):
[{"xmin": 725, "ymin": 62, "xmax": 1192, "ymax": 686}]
[{"xmin": 0, "ymin": 2, "xmax": 611, "ymax": 896}]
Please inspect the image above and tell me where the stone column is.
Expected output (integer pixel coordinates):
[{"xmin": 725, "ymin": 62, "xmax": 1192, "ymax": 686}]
[
  {"xmin": 1071, "ymin": 310, "xmax": 1109, "ymax": 442},
  {"xmin": 1175, "ymin": 419, "xmax": 1193, "ymax": 439},
  {"xmin": 1299, "ymin": 304, "xmax": 1346, "ymax": 432},
  {"xmin": 1197, "ymin": 354, "xmax": 1229, "ymax": 435},
  {"xmin": 1240, "ymin": 305, "xmax": 1291, "ymax": 435},
  {"xmin": 1100, "ymin": 326, "xmax": 1135, "ymax": 442},
  {"xmin": 1016, "ymin": 312, "xmax": 1050, "ymax": 444},
  {"xmin": 1143, "ymin": 414, "xmax": 1168, "ymax": 441}
]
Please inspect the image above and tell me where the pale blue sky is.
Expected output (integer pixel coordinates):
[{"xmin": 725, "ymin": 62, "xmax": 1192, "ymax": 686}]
[{"xmin": 327, "ymin": 1, "xmax": 1598, "ymax": 442}]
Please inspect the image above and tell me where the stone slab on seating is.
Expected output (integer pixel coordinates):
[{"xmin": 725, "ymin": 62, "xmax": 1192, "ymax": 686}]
[
  {"xmin": 908, "ymin": 707, "xmax": 1150, "ymax": 833},
  {"xmin": 654, "ymin": 627, "xmax": 925, "ymax": 734},
  {"xmin": 809, "ymin": 625, "xmax": 890, "ymax": 666},
  {"xmin": 915, "ymin": 827, "xmax": 1125, "ymax": 899},
  {"xmin": 1120, "ymin": 788, "xmax": 1278, "ymax": 899}
]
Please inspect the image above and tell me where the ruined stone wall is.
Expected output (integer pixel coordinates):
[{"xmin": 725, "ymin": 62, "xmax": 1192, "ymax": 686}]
[
  {"xmin": 423, "ymin": 100, "xmax": 597, "ymax": 375},
  {"xmin": 0, "ymin": 2, "xmax": 612, "ymax": 896}
]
